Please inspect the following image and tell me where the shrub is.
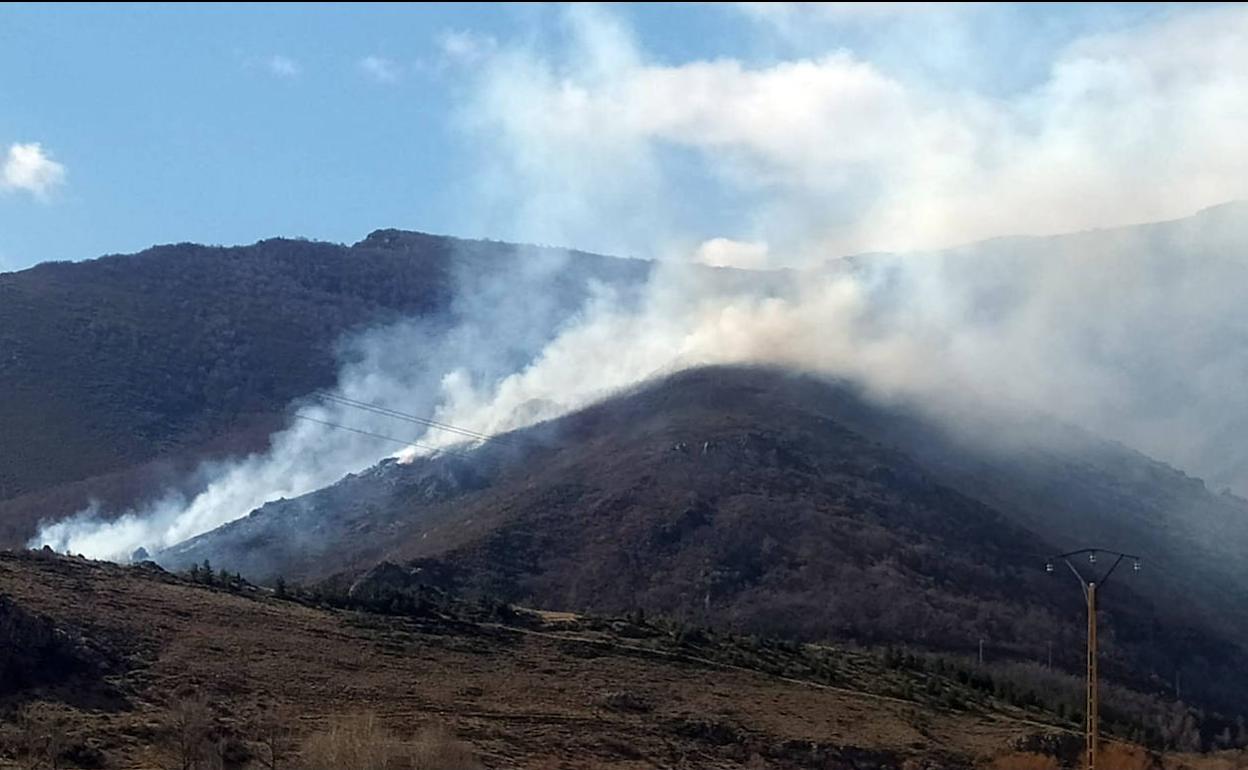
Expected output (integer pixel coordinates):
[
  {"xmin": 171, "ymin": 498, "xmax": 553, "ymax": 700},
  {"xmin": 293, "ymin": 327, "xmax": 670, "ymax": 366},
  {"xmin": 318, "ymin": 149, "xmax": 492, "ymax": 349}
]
[
  {"xmin": 299, "ymin": 713, "xmax": 401, "ymax": 770},
  {"xmin": 410, "ymin": 724, "xmax": 480, "ymax": 770},
  {"xmin": 167, "ymin": 694, "xmax": 212, "ymax": 770}
]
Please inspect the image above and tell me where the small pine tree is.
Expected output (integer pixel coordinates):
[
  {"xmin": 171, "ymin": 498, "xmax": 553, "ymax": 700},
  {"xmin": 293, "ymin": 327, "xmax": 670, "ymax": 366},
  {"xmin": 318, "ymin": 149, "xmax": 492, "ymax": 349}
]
[
  {"xmin": 201, "ymin": 560, "xmax": 213, "ymax": 585},
  {"xmin": 189, "ymin": 563, "xmax": 201, "ymax": 582},
  {"xmin": 274, "ymin": 576, "xmax": 287, "ymax": 599}
]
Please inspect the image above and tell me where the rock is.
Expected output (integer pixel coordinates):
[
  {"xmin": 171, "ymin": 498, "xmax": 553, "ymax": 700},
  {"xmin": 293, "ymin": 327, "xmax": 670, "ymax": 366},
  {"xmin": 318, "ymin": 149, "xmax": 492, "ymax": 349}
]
[
  {"xmin": 0, "ymin": 595, "xmax": 115, "ymax": 692},
  {"xmin": 347, "ymin": 561, "xmax": 417, "ymax": 603}
]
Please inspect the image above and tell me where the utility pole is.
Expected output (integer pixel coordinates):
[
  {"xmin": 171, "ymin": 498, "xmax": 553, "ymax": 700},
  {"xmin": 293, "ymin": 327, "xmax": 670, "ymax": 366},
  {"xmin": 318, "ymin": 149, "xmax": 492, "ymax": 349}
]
[{"xmin": 1046, "ymin": 548, "xmax": 1140, "ymax": 770}]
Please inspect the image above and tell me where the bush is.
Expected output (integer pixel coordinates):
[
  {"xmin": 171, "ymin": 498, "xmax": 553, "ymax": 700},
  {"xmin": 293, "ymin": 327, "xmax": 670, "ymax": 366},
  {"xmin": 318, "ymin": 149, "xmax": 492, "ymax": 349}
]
[
  {"xmin": 600, "ymin": 690, "xmax": 654, "ymax": 713},
  {"xmin": 297, "ymin": 714, "xmax": 480, "ymax": 770},
  {"xmin": 410, "ymin": 724, "xmax": 480, "ymax": 770},
  {"xmin": 299, "ymin": 713, "xmax": 402, "ymax": 770},
  {"xmin": 167, "ymin": 694, "xmax": 212, "ymax": 770}
]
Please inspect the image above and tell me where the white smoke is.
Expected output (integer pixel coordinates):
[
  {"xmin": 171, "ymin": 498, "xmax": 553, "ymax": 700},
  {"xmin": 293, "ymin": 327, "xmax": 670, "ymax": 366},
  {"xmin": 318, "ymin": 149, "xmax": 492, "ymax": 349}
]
[
  {"xmin": 413, "ymin": 3, "xmax": 1248, "ymax": 488},
  {"xmin": 413, "ymin": 205, "xmax": 1248, "ymax": 503}
]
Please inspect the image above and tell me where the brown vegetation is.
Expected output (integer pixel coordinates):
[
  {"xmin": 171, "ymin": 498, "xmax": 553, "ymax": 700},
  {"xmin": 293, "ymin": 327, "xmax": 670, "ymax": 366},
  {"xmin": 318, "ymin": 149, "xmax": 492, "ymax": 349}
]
[{"xmin": 0, "ymin": 549, "xmax": 1112, "ymax": 769}]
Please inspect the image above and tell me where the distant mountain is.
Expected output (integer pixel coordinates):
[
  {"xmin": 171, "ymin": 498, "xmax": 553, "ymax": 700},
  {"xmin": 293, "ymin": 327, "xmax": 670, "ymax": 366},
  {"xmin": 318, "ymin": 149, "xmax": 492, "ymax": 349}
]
[
  {"xmin": 0, "ymin": 231, "xmax": 652, "ymax": 545},
  {"xmin": 162, "ymin": 365, "xmax": 1248, "ymax": 715}
]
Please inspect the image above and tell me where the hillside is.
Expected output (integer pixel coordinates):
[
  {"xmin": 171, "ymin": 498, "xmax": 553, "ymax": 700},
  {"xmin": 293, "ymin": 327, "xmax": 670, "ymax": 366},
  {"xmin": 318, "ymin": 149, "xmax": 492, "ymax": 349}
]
[
  {"xmin": 160, "ymin": 366, "xmax": 1248, "ymax": 717},
  {"xmin": 0, "ymin": 231, "xmax": 651, "ymax": 545},
  {"xmin": 1, "ymin": 548, "xmax": 1237, "ymax": 770},
  {"xmin": 8, "ymin": 202, "xmax": 1248, "ymax": 553}
]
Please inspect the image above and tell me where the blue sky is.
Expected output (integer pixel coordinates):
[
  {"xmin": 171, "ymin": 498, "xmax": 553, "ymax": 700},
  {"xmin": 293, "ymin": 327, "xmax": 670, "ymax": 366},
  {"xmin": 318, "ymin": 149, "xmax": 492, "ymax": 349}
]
[{"xmin": 0, "ymin": 2, "xmax": 1238, "ymax": 271}]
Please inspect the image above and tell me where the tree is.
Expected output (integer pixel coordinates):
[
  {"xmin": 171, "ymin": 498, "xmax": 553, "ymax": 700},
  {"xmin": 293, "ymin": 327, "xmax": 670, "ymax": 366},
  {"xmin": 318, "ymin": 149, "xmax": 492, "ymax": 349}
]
[
  {"xmin": 255, "ymin": 704, "xmax": 296, "ymax": 770},
  {"xmin": 16, "ymin": 703, "xmax": 66, "ymax": 770},
  {"xmin": 167, "ymin": 694, "xmax": 212, "ymax": 770}
]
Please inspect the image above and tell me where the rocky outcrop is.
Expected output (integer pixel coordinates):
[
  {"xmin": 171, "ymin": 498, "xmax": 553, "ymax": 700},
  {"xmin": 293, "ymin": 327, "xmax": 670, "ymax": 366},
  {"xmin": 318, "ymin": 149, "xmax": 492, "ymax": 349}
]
[
  {"xmin": 0, "ymin": 593, "xmax": 113, "ymax": 695},
  {"xmin": 346, "ymin": 559, "xmax": 457, "ymax": 605}
]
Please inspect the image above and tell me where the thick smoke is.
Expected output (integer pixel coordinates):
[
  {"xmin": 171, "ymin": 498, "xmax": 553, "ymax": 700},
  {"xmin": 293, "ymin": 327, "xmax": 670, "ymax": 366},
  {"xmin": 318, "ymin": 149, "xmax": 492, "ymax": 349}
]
[
  {"xmin": 413, "ymin": 205, "xmax": 1248, "ymax": 502},
  {"xmin": 420, "ymin": 3, "xmax": 1248, "ymax": 490},
  {"xmin": 30, "ymin": 4, "xmax": 1248, "ymax": 559}
]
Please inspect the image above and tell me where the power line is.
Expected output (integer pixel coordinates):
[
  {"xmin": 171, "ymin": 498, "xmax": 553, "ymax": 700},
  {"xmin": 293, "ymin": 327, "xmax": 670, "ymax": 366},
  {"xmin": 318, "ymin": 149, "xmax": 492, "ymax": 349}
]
[
  {"xmin": 318, "ymin": 391, "xmax": 498, "ymax": 442},
  {"xmin": 290, "ymin": 414, "xmax": 472, "ymax": 459},
  {"xmin": 313, "ymin": 391, "xmax": 516, "ymax": 446}
]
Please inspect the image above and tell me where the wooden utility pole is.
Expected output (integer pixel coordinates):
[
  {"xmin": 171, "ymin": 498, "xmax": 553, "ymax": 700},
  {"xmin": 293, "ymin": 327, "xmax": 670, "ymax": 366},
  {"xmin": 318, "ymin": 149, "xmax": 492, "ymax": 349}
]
[
  {"xmin": 1086, "ymin": 582, "xmax": 1098, "ymax": 770},
  {"xmin": 1046, "ymin": 549, "xmax": 1140, "ymax": 770}
]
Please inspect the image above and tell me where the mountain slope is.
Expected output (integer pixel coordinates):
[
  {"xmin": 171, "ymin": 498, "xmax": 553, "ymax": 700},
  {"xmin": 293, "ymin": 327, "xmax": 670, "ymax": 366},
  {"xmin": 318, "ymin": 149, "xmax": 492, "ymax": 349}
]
[
  {"xmin": 162, "ymin": 366, "xmax": 1248, "ymax": 715},
  {"xmin": 0, "ymin": 231, "xmax": 651, "ymax": 544}
]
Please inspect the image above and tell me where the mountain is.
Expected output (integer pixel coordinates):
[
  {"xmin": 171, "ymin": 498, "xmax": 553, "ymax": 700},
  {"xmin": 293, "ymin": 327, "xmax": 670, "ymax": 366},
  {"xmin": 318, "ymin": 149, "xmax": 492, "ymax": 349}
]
[
  {"xmin": 8, "ymin": 202, "xmax": 1248, "ymax": 553},
  {"xmin": 8, "ymin": 208, "xmax": 1248, "ymax": 732},
  {"xmin": 0, "ymin": 231, "xmax": 652, "ymax": 546},
  {"xmin": 161, "ymin": 365, "xmax": 1248, "ymax": 716}
]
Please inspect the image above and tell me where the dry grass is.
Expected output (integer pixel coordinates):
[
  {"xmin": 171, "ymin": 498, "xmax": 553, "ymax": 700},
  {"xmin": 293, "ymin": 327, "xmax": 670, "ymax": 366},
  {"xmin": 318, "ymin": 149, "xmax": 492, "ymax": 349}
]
[
  {"xmin": 410, "ymin": 724, "xmax": 481, "ymax": 770},
  {"xmin": 1101, "ymin": 742, "xmax": 1153, "ymax": 770},
  {"xmin": 299, "ymin": 713, "xmax": 403, "ymax": 770},
  {"xmin": 7, "ymin": 551, "xmax": 1248, "ymax": 770},
  {"xmin": 985, "ymin": 752, "xmax": 1061, "ymax": 770},
  {"xmin": 297, "ymin": 715, "xmax": 479, "ymax": 770},
  {"xmin": 1164, "ymin": 752, "xmax": 1248, "ymax": 770}
]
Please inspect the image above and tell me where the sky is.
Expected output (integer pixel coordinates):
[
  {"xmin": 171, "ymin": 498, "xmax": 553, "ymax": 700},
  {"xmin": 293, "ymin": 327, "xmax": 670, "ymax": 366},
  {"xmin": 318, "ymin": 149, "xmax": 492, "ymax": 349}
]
[{"xmin": 1, "ymin": 2, "xmax": 1243, "ymax": 271}]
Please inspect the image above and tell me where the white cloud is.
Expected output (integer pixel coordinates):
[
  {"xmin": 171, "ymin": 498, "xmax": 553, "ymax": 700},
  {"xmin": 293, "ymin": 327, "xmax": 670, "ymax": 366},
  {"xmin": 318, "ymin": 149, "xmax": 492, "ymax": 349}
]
[
  {"xmin": 739, "ymin": 2, "xmax": 970, "ymax": 24},
  {"xmin": 1, "ymin": 142, "xmax": 66, "ymax": 201},
  {"xmin": 359, "ymin": 55, "xmax": 402, "ymax": 84},
  {"xmin": 267, "ymin": 55, "xmax": 301, "ymax": 78},
  {"xmin": 439, "ymin": 29, "xmax": 497, "ymax": 65},
  {"xmin": 455, "ymin": 4, "xmax": 1248, "ymax": 264}
]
